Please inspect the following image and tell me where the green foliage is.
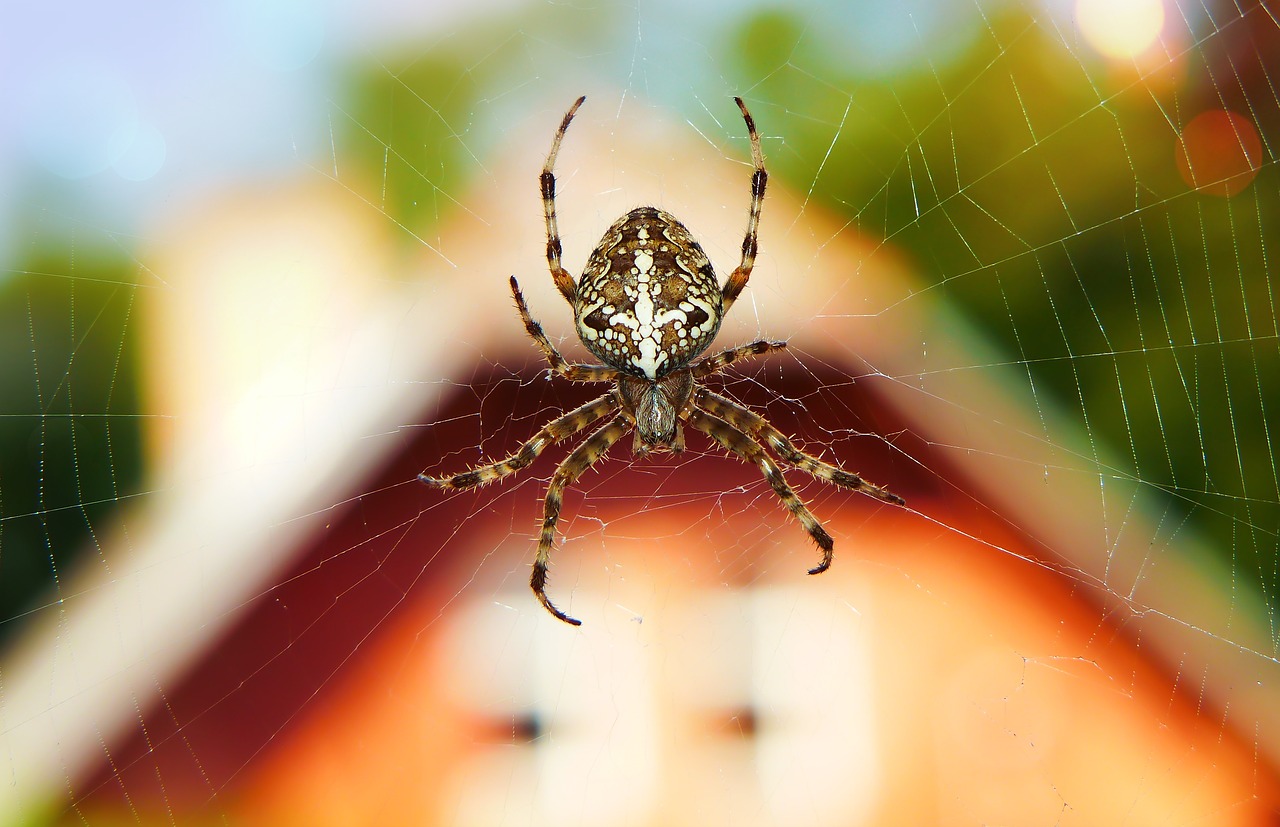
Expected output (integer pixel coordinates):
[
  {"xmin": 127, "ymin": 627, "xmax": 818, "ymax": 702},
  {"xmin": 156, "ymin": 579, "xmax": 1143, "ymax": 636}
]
[
  {"xmin": 337, "ymin": 4, "xmax": 621, "ymax": 241},
  {"xmin": 340, "ymin": 49, "xmax": 486, "ymax": 237},
  {"xmin": 0, "ymin": 252, "xmax": 144, "ymax": 645},
  {"xmin": 730, "ymin": 6, "xmax": 1280, "ymax": 594}
]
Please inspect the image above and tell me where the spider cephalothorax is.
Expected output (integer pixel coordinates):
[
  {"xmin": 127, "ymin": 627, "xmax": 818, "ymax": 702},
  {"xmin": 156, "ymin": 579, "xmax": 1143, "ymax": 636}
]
[{"xmin": 422, "ymin": 96, "xmax": 904, "ymax": 625}]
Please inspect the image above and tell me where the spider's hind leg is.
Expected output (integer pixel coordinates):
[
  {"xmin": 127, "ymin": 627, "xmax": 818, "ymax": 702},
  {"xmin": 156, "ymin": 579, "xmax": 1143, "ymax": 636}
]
[
  {"xmin": 721, "ymin": 97, "xmax": 767, "ymax": 316},
  {"xmin": 509, "ymin": 276, "xmax": 617, "ymax": 383},
  {"xmin": 541, "ymin": 96, "xmax": 586, "ymax": 305}
]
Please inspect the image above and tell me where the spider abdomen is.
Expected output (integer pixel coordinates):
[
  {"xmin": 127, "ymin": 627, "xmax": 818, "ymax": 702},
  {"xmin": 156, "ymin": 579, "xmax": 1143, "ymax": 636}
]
[{"xmin": 575, "ymin": 207, "xmax": 724, "ymax": 379}]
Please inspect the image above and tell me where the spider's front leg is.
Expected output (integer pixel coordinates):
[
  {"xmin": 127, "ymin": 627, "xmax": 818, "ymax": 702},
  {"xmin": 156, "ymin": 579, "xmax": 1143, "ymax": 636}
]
[
  {"xmin": 686, "ymin": 408, "xmax": 835, "ymax": 575},
  {"xmin": 420, "ymin": 392, "xmax": 619, "ymax": 489},
  {"xmin": 695, "ymin": 389, "xmax": 904, "ymax": 506},
  {"xmin": 533, "ymin": 413, "xmax": 631, "ymax": 625}
]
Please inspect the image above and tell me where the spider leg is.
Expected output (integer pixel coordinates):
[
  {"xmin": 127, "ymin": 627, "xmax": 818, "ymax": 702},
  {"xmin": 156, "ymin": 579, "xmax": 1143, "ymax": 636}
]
[
  {"xmin": 721, "ymin": 97, "xmax": 767, "ymax": 316},
  {"xmin": 686, "ymin": 409, "xmax": 835, "ymax": 575},
  {"xmin": 541, "ymin": 96, "xmax": 586, "ymax": 305},
  {"xmin": 692, "ymin": 339, "xmax": 787, "ymax": 378},
  {"xmin": 420, "ymin": 392, "xmax": 619, "ymax": 489},
  {"xmin": 509, "ymin": 276, "xmax": 618, "ymax": 383},
  {"xmin": 695, "ymin": 389, "xmax": 905, "ymax": 505},
  {"xmin": 533, "ymin": 413, "xmax": 631, "ymax": 626}
]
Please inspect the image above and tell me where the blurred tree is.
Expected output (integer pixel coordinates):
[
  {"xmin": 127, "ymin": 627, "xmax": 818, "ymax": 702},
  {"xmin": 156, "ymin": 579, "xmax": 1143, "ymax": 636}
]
[{"xmin": 0, "ymin": 245, "xmax": 144, "ymax": 646}]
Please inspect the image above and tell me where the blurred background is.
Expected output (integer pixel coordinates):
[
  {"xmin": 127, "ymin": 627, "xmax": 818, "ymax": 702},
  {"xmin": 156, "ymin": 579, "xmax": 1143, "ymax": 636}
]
[{"xmin": 1, "ymin": 0, "xmax": 1278, "ymax": 824}]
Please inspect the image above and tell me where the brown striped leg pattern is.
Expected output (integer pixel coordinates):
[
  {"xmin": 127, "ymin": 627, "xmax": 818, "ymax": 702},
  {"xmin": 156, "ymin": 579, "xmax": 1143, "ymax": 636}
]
[
  {"xmin": 540, "ymin": 96, "xmax": 586, "ymax": 305},
  {"xmin": 531, "ymin": 414, "xmax": 632, "ymax": 625},
  {"xmin": 694, "ymin": 389, "xmax": 904, "ymax": 505},
  {"xmin": 510, "ymin": 276, "xmax": 618, "ymax": 383},
  {"xmin": 692, "ymin": 339, "xmax": 788, "ymax": 378},
  {"xmin": 720, "ymin": 96, "xmax": 767, "ymax": 315},
  {"xmin": 685, "ymin": 409, "xmax": 835, "ymax": 576},
  {"xmin": 420, "ymin": 392, "xmax": 620, "ymax": 490}
]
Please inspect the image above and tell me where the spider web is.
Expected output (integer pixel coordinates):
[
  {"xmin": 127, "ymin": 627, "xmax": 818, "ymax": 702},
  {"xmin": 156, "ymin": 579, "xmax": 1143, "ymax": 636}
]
[{"xmin": 1, "ymin": 0, "xmax": 1278, "ymax": 824}]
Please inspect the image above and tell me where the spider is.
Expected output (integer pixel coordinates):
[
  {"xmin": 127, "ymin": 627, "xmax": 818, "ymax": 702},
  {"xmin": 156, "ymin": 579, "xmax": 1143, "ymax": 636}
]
[{"xmin": 421, "ymin": 96, "xmax": 904, "ymax": 625}]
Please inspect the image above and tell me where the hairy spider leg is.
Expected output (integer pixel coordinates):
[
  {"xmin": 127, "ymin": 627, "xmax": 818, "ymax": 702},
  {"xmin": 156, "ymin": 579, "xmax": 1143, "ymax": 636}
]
[
  {"xmin": 695, "ymin": 389, "xmax": 905, "ymax": 505},
  {"xmin": 692, "ymin": 339, "xmax": 788, "ymax": 378},
  {"xmin": 686, "ymin": 409, "xmax": 835, "ymax": 575},
  {"xmin": 541, "ymin": 96, "xmax": 586, "ymax": 305},
  {"xmin": 533, "ymin": 413, "xmax": 632, "ymax": 625},
  {"xmin": 720, "ymin": 97, "xmax": 767, "ymax": 316},
  {"xmin": 509, "ymin": 276, "xmax": 618, "ymax": 382},
  {"xmin": 420, "ymin": 392, "xmax": 620, "ymax": 490}
]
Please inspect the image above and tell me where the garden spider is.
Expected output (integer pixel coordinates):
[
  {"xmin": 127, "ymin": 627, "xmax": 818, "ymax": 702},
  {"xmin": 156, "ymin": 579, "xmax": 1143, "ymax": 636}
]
[{"xmin": 421, "ymin": 96, "xmax": 904, "ymax": 625}]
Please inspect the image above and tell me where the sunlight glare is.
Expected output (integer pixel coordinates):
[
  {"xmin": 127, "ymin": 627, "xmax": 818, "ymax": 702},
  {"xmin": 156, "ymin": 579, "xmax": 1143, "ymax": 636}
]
[{"xmin": 1076, "ymin": 0, "xmax": 1165, "ymax": 60}]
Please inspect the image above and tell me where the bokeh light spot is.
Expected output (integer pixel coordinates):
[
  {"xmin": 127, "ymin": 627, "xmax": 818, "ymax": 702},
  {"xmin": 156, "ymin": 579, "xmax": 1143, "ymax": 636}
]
[
  {"xmin": 231, "ymin": 0, "xmax": 326, "ymax": 71},
  {"xmin": 114, "ymin": 122, "xmax": 168, "ymax": 182},
  {"xmin": 20, "ymin": 66, "xmax": 138, "ymax": 180},
  {"xmin": 1175, "ymin": 109, "xmax": 1263, "ymax": 198},
  {"xmin": 1076, "ymin": 0, "xmax": 1165, "ymax": 60}
]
